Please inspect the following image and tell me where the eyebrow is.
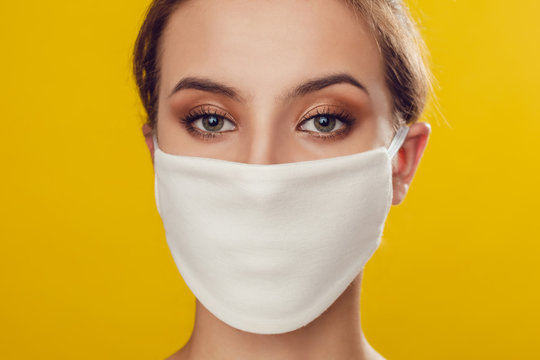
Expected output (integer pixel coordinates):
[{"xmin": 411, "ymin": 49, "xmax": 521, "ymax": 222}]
[{"xmin": 167, "ymin": 73, "xmax": 369, "ymax": 103}]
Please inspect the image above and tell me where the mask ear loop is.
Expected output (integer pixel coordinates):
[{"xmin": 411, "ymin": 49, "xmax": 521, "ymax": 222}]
[{"xmin": 387, "ymin": 126, "xmax": 409, "ymax": 159}]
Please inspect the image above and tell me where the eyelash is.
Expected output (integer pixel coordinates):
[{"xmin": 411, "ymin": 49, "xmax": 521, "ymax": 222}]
[
  {"xmin": 179, "ymin": 105, "xmax": 232, "ymax": 141},
  {"xmin": 179, "ymin": 105, "xmax": 356, "ymax": 142}
]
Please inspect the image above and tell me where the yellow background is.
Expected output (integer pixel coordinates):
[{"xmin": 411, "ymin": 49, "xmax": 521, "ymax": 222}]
[{"xmin": 1, "ymin": 0, "xmax": 539, "ymax": 359}]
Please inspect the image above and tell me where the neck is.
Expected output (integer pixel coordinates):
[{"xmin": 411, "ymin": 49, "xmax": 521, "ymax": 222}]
[{"xmin": 172, "ymin": 272, "xmax": 383, "ymax": 360}]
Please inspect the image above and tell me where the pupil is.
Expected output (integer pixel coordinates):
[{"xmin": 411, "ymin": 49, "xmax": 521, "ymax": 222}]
[
  {"xmin": 314, "ymin": 116, "xmax": 335, "ymax": 132},
  {"xmin": 203, "ymin": 116, "xmax": 223, "ymax": 131}
]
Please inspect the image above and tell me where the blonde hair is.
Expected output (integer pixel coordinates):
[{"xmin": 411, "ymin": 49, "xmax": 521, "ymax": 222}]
[{"xmin": 343, "ymin": 0, "xmax": 433, "ymax": 131}]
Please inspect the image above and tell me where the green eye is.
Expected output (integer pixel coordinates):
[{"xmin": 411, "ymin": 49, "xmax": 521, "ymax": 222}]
[
  {"xmin": 199, "ymin": 115, "xmax": 225, "ymax": 131},
  {"xmin": 190, "ymin": 115, "xmax": 235, "ymax": 132},
  {"xmin": 314, "ymin": 116, "xmax": 337, "ymax": 132},
  {"xmin": 180, "ymin": 106, "xmax": 237, "ymax": 141},
  {"xmin": 300, "ymin": 115, "xmax": 344, "ymax": 133}
]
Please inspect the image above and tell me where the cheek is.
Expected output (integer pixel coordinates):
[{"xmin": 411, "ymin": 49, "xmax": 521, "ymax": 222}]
[{"xmin": 347, "ymin": 110, "xmax": 389, "ymax": 152}]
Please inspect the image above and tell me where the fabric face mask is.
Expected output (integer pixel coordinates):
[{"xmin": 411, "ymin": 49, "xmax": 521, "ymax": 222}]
[{"xmin": 152, "ymin": 126, "xmax": 409, "ymax": 335}]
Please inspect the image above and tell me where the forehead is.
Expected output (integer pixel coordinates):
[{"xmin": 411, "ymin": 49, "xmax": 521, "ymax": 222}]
[{"xmin": 159, "ymin": 0, "xmax": 386, "ymax": 103}]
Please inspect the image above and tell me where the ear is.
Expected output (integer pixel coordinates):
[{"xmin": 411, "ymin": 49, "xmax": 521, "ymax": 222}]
[
  {"xmin": 142, "ymin": 123, "xmax": 155, "ymax": 165},
  {"xmin": 391, "ymin": 121, "xmax": 431, "ymax": 205}
]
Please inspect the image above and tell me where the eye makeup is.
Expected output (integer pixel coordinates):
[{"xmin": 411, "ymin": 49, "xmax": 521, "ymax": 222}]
[
  {"xmin": 296, "ymin": 105, "xmax": 356, "ymax": 142},
  {"xmin": 179, "ymin": 104, "xmax": 234, "ymax": 142},
  {"xmin": 178, "ymin": 103, "xmax": 358, "ymax": 142}
]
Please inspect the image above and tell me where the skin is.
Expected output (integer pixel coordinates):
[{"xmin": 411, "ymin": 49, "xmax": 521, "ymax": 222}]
[{"xmin": 141, "ymin": 0, "xmax": 430, "ymax": 358}]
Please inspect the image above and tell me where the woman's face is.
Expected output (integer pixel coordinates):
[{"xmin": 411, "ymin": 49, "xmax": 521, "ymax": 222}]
[{"xmin": 153, "ymin": 0, "xmax": 396, "ymax": 164}]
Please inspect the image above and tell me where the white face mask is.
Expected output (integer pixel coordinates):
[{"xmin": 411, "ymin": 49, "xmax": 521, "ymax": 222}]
[{"xmin": 152, "ymin": 126, "xmax": 409, "ymax": 334}]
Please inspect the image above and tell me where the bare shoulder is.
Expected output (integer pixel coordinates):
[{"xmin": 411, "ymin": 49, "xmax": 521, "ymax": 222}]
[
  {"xmin": 361, "ymin": 339, "xmax": 387, "ymax": 360},
  {"xmin": 365, "ymin": 346, "xmax": 387, "ymax": 360},
  {"xmin": 164, "ymin": 346, "xmax": 189, "ymax": 360},
  {"xmin": 370, "ymin": 352, "xmax": 387, "ymax": 360}
]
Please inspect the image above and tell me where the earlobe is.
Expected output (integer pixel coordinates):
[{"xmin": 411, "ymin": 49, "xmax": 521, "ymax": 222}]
[
  {"xmin": 391, "ymin": 121, "xmax": 431, "ymax": 205},
  {"xmin": 142, "ymin": 123, "xmax": 155, "ymax": 165}
]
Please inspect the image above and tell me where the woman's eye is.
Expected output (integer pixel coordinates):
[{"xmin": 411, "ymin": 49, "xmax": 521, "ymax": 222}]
[
  {"xmin": 192, "ymin": 115, "xmax": 236, "ymax": 132},
  {"xmin": 299, "ymin": 115, "xmax": 345, "ymax": 134}
]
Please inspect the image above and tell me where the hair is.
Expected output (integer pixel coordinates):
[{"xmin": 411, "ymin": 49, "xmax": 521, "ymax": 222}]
[{"xmin": 133, "ymin": 0, "xmax": 433, "ymax": 133}]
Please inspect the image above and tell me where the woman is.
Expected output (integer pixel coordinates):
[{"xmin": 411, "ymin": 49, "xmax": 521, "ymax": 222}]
[{"xmin": 133, "ymin": 0, "xmax": 432, "ymax": 358}]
